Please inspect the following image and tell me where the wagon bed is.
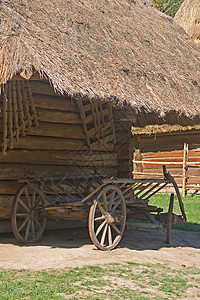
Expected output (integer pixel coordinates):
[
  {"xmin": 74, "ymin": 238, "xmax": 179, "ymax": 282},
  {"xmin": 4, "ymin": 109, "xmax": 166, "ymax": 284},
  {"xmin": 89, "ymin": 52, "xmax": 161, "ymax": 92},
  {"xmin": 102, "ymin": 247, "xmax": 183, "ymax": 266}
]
[{"xmin": 11, "ymin": 166, "xmax": 186, "ymax": 250}]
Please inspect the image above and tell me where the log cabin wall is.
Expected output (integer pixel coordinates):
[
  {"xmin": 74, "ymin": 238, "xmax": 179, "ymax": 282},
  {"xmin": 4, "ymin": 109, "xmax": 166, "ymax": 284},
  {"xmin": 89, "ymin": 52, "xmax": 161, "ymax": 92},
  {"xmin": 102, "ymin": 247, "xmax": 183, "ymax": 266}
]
[
  {"xmin": 0, "ymin": 79, "xmax": 122, "ymax": 220},
  {"xmin": 113, "ymin": 110, "xmax": 134, "ymax": 178}
]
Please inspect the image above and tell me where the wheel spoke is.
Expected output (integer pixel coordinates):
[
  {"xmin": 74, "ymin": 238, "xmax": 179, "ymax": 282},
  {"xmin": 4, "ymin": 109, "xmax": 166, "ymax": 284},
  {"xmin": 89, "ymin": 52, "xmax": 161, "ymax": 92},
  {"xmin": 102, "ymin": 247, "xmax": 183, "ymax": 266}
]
[
  {"xmin": 31, "ymin": 220, "xmax": 35, "ymax": 239},
  {"xmin": 96, "ymin": 220, "xmax": 106, "ymax": 236},
  {"xmin": 32, "ymin": 189, "xmax": 36, "ymax": 206},
  {"xmin": 111, "ymin": 199, "xmax": 121, "ymax": 214},
  {"xmin": 25, "ymin": 189, "xmax": 31, "ymax": 209},
  {"xmin": 102, "ymin": 193, "xmax": 108, "ymax": 211},
  {"xmin": 19, "ymin": 198, "xmax": 30, "ymax": 212},
  {"xmin": 111, "ymin": 223, "xmax": 121, "ymax": 235},
  {"xmin": 97, "ymin": 202, "xmax": 106, "ymax": 215},
  {"xmin": 94, "ymin": 216, "xmax": 105, "ymax": 222},
  {"xmin": 18, "ymin": 216, "xmax": 29, "ymax": 232},
  {"xmin": 34, "ymin": 195, "xmax": 41, "ymax": 208},
  {"xmin": 108, "ymin": 225, "xmax": 112, "ymax": 246},
  {"xmin": 25, "ymin": 220, "xmax": 31, "ymax": 241},
  {"xmin": 16, "ymin": 213, "xmax": 28, "ymax": 218},
  {"xmin": 108, "ymin": 190, "xmax": 116, "ymax": 211},
  {"xmin": 100, "ymin": 223, "xmax": 108, "ymax": 246},
  {"xmin": 34, "ymin": 218, "xmax": 42, "ymax": 228}
]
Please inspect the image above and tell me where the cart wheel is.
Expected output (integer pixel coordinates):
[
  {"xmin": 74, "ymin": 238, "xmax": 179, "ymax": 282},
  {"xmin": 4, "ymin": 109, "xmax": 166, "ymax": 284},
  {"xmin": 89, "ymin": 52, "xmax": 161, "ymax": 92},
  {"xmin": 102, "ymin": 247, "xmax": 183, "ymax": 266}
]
[
  {"xmin": 11, "ymin": 183, "xmax": 47, "ymax": 244},
  {"xmin": 88, "ymin": 185, "xmax": 126, "ymax": 251}
]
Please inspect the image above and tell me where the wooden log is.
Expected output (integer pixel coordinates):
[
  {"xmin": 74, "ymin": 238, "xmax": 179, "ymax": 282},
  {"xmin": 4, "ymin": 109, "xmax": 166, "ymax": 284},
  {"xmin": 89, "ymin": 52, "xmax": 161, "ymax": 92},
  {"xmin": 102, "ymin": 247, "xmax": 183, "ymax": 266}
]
[
  {"xmin": 0, "ymin": 196, "xmax": 13, "ymax": 219},
  {"xmin": 139, "ymin": 134, "xmax": 200, "ymax": 152},
  {"xmin": 29, "ymin": 81, "xmax": 66, "ymax": 97},
  {"xmin": 0, "ymin": 181, "xmax": 20, "ymax": 194},
  {"xmin": 0, "ymin": 150, "xmax": 117, "ymax": 167},
  {"xmin": 37, "ymin": 108, "xmax": 81, "ymax": 124},
  {"xmin": 33, "ymin": 95, "xmax": 78, "ymax": 112},
  {"xmin": 0, "ymin": 164, "xmax": 117, "ymax": 180},
  {"xmin": 13, "ymin": 136, "xmax": 88, "ymax": 150},
  {"xmin": 29, "ymin": 122, "xmax": 85, "ymax": 139}
]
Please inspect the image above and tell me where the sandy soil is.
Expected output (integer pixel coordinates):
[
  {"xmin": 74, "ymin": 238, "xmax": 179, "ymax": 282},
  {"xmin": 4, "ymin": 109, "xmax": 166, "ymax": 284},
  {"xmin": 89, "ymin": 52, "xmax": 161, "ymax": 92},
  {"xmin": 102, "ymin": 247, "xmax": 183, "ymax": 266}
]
[{"xmin": 0, "ymin": 227, "xmax": 199, "ymax": 270}]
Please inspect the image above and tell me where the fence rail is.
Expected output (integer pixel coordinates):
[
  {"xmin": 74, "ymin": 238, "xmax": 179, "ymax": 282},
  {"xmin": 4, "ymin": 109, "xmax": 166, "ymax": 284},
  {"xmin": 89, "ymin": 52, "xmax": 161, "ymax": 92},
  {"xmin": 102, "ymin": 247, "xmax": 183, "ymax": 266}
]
[{"xmin": 133, "ymin": 143, "xmax": 200, "ymax": 196}]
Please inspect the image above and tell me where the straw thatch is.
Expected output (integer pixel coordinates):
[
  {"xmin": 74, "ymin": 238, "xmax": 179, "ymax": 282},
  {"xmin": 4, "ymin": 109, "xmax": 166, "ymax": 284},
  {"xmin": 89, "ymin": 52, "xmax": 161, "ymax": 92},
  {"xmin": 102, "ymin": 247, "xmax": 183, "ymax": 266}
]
[
  {"xmin": 175, "ymin": 0, "xmax": 200, "ymax": 45},
  {"xmin": 1, "ymin": 0, "xmax": 200, "ymax": 118}
]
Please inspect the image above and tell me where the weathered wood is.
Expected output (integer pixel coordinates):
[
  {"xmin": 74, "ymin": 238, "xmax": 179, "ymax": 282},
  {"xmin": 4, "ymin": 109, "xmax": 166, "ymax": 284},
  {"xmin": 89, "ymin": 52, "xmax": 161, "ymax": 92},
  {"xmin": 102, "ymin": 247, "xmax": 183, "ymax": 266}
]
[
  {"xmin": 29, "ymin": 81, "xmax": 62, "ymax": 97},
  {"xmin": 0, "ymin": 150, "xmax": 117, "ymax": 167},
  {"xmin": 29, "ymin": 122, "xmax": 84, "ymax": 139},
  {"xmin": 2, "ymin": 85, "xmax": 8, "ymax": 154},
  {"xmin": 0, "ymin": 181, "xmax": 20, "ymax": 194},
  {"xmin": 13, "ymin": 136, "xmax": 88, "ymax": 150},
  {"xmin": 33, "ymin": 95, "xmax": 78, "ymax": 112},
  {"xmin": 166, "ymin": 193, "xmax": 174, "ymax": 244},
  {"xmin": 0, "ymin": 196, "xmax": 13, "ymax": 219},
  {"xmin": 37, "ymin": 108, "xmax": 81, "ymax": 124},
  {"xmin": 182, "ymin": 143, "xmax": 188, "ymax": 197},
  {"xmin": 0, "ymin": 164, "xmax": 117, "ymax": 180}
]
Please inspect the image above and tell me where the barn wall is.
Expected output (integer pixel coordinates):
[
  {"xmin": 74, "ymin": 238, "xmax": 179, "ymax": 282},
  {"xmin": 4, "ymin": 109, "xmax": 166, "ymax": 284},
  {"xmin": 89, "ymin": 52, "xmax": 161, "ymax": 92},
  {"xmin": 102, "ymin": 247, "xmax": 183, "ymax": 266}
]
[{"xmin": 0, "ymin": 80, "xmax": 121, "ymax": 220}]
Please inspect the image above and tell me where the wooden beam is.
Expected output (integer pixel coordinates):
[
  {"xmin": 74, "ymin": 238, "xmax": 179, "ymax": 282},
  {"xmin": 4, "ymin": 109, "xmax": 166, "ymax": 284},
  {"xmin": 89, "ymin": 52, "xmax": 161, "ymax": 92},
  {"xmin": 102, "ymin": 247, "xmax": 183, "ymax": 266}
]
[
  {"xmin": 33, "ymin": 95, "xmax": 78, "ymax": 112},
  {"xmin": 0, "ymin": 150, "xmax": 117, "ymax": 167},
  {"xmin": 29, "ymin": 123, "xmax": 84, "ymax": 139},
  {"xmin": 37, "ymin": 108, "xmax": 81, "ymax": 124}
]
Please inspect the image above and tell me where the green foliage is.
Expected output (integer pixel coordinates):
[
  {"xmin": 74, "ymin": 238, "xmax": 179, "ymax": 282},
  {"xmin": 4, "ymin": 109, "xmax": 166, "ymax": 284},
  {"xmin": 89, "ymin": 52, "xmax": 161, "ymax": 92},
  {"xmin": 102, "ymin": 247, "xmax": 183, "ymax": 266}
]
[{"xmin": 151, "ymin": 0, "xmax": 185, "ymax": 17}]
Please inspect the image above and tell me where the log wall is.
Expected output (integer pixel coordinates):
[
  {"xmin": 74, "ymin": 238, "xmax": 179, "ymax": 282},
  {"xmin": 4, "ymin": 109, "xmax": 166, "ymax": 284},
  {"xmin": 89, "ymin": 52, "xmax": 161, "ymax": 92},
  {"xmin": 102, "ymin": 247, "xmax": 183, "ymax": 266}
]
[{"xmin": 0, "ymin": 80, "xmax": 123, "ymax": 220}]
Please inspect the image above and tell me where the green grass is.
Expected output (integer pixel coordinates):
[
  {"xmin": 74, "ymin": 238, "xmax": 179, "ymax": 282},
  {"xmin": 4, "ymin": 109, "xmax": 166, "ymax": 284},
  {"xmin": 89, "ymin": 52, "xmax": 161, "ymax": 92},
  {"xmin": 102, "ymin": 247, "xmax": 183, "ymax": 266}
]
[
  {"xmin": 0, "ymin": 262, "xmax": 199, "ymax": 299},
  {"xmin": 149, "ymin": 193, "xmax": 200, "ymax": 231}
]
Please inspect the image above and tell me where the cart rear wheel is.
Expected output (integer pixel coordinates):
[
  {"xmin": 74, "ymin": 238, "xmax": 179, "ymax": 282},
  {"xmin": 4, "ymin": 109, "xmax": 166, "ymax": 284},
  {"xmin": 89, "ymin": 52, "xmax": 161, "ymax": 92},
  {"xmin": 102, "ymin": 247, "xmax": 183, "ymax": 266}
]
[
  {"xmin": 88, "ymin": 185, "xmax": 126, "ymax": 251},
  {"xmin": 11, "ymin": 183, "xmax": 47, "ymax": 244}
]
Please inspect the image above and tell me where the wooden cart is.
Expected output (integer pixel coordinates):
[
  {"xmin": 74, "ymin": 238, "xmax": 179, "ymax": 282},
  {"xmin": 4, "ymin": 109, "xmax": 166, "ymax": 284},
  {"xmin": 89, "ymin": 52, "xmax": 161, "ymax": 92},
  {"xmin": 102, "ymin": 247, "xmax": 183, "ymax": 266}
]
[{"xmin": 11, "ymin": 166, "xmax": 186, "ymax": 250}]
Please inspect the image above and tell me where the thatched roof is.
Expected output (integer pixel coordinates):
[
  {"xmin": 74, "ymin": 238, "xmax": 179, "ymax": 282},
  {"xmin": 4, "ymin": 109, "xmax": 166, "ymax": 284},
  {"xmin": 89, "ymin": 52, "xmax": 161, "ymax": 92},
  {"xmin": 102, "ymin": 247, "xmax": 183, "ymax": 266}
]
[
  {"xmin": 174, "ymin": 0, "xmax": 200, "ymax": 45},
  {"xmin": 1, "ymin": 0, "xmax": 200, "ymax": 118}
]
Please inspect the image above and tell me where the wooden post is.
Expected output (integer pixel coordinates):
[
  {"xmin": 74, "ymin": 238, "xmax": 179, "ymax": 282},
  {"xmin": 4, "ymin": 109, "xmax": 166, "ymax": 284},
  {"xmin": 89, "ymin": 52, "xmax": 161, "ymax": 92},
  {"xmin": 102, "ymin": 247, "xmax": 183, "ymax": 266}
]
[
  {"xmin": 182, "ymin": 143, "xmax": 188, "ymax": 197},
  {"xmin": 166, "ymin": 193, "xmax": 174, "ymax": 244},
  {"xmin": 133, "ymin": 149, "xmax": 143, "ymax": 179}
]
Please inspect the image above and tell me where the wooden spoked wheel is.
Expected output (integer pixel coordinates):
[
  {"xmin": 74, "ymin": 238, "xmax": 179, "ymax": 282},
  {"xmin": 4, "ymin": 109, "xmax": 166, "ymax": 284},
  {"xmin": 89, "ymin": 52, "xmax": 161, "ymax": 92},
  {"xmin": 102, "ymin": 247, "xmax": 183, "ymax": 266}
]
[
  {"xmin": 11, "ymin": 183, "xmax": 47, "ymax": 244},
  {"xmin": 88, "ymin": 185, "xmax": 126, "ymax": 251}
]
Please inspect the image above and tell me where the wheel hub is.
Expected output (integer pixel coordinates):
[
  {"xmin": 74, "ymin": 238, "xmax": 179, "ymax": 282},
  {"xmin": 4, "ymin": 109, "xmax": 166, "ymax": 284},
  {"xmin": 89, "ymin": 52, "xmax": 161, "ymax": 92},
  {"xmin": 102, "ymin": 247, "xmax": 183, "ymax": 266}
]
[{"xmin": 105, "ymin": 213, "xmax": 115, "ymax": 224}]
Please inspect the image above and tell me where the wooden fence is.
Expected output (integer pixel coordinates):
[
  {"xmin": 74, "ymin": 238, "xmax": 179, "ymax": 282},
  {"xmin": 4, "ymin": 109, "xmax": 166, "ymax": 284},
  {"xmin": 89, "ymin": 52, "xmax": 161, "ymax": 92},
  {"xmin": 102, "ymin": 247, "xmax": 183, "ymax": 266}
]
[{"xmin": 133, "ymin": 143, "xmax": 200, "ymax": 196}]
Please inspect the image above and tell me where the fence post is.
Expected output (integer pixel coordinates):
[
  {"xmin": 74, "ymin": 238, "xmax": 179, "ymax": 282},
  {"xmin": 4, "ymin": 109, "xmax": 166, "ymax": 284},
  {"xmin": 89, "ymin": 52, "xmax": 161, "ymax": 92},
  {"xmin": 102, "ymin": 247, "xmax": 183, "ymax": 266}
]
[
  {"xmin": 182, "ymin": 143, "xmax": 188, "ymax": 197},
  {"xmin": 133, "ymin": 149, "xmax": 143, "ymax": 179}
]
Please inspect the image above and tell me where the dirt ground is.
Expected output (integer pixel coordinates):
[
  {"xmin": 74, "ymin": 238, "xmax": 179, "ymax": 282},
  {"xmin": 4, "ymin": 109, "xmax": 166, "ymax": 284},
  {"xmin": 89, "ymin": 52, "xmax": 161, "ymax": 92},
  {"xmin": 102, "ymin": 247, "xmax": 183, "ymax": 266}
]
[{"xmin": 0, "ymin": 226, "xmax": 199, "ymax": 270}]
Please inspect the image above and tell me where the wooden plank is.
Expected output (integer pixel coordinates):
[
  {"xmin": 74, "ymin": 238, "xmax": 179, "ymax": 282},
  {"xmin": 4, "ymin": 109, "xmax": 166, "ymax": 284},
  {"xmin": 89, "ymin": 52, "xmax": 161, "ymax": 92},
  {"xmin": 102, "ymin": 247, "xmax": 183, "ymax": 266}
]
[
  {"xmin": 29, "ymin": 122, "xmax": 84, "ymax": 139},
  {"xmin": 0, "ymin": 150, "xmax": 117, "ymax": 167},
  {"xmin": 0, "ymin": 181, "xmax": 20, "ymax": 194},
  {"xmin": 33, "ymin": 95, "xmax": 78, "ymax": 113},
  {"xmin": 13, "ymin": 136, "xmax": 88, "ymax": 150},
  {"xmin": 0, "ymin": 164, "xmax": 116, "ymax": 180},
  {"xmin": 29, "ymin": 81, "xmax": 62, "ymax": 97},
  {"xmin": 37, "ymin": 108, "xmax": 81, "ymax": 124},
  {"xmin": 0, "ymin": 196, "xmax": 13, "ymax": 219}
]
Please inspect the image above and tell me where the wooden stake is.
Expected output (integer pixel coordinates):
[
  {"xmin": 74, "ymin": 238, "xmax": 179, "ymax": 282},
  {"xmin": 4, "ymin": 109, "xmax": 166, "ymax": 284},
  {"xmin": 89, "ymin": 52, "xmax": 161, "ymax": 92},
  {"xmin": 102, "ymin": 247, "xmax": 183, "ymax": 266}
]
[
  {"xmin": 182, "ymin": 143, "xmax": 188, "ymax": 197},
  {"xmin": 166, "ymin": 193, "xmax": 174, "ymax": 244},
  {"xmin": 12, "ymin": 80, "xmax": 19, "ymax": 142},
  {"xmin": 2, "ymin": 85, "xmax": 8, "ymax": 155},
  {"xmin": 8, "ymin": 81, "xmax": 13, "ymax": 149},
  {"xmin": 16, "ymin": 80, "xmax": 25, "ymax": 135}
]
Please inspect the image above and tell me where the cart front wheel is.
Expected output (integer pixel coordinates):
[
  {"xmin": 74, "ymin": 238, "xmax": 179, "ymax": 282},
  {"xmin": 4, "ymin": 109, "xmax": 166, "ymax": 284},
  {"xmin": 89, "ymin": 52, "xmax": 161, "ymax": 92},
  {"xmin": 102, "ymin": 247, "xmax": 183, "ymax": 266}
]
[
  {"xmin": 11, "ymin": 183, "xmax": 47, "ymax": 244},
  {"xmin": 88, "ymin": 185, "xmax": 126, "ymax": 251}
]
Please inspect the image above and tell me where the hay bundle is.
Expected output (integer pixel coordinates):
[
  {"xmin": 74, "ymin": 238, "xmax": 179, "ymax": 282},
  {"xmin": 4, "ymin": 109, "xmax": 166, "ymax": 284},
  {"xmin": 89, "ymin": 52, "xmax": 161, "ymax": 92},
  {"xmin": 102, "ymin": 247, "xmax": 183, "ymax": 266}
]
[{"xmin": 175, "ymin": 0, "xmax": 200, "ymax": 45}]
